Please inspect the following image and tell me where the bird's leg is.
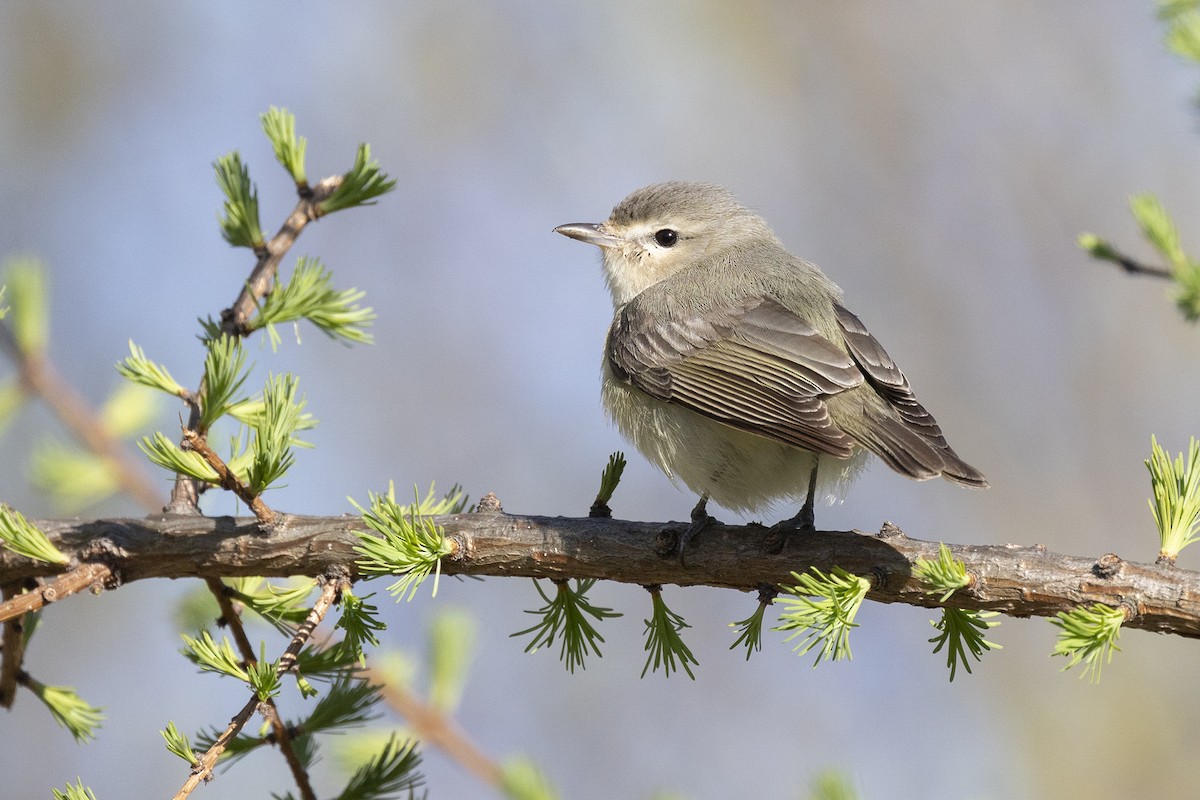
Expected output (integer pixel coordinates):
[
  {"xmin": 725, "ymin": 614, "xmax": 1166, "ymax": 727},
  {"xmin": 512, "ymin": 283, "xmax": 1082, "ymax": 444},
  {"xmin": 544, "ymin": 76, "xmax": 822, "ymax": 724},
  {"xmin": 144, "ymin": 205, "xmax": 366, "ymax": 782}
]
[
  {"xmin": 764, "ymin": 458, "xmax": 819, "ymax": 554},
  {"xmin": 797, "ymin": 457, "xmax": 820, "ymax": 531},
  {"xmin": 676, "ymin": 493, "xmax": 715, "ymax": 566}
]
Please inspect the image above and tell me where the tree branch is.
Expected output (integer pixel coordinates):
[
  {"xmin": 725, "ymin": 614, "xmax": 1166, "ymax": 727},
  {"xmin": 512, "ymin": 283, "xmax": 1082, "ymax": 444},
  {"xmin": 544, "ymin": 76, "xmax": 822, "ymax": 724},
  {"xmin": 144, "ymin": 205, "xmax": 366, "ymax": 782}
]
[
  {"xmin": 168, "ymin": 173, "xmax": 345, "ymax": 514},
  {"xmin": 370, "ymin": 671, "xmax": 502, "ymax": 787},
  {"xmin": 220, "ymin": 174, "xmax": 343, "ymax": 337},
  {"xmin": 0, "ymin": 325, "xmax": 164, "ymax": 513},
  {"xmin": 1092, "ymin": 244, "xmax": 1174, "ymax": 279},
  {"xmin": 173, "ymin": 574, "xmax": 343, "ymax": 799},
  {"xmin": 181, "ymin": 428, "xmax": 276, "ymax": 526},
  {"xmin": 204, "ymin": 576, "xmax": 315, "ymax": 800},
  {"xmin": 0, "ymin": 563, "xmax": 113, "ymax": 623},
  {"xmin": 1, "ymin": 511, "xmax": 1198, "ymax": 638}
]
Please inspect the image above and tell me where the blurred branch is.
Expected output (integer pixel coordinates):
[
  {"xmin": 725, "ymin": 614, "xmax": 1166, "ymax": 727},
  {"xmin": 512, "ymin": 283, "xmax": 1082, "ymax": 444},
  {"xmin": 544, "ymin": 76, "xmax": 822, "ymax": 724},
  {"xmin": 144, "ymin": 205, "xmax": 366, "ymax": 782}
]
[
  {"xmin": 369, "ymin": 668, "xmax": 502, "ymax": 787},
  {"xmin": 2, "ymin": 512, "xmax": 1199, "ymax": 638},
  {"xmin": 1098, "ymin": 252, "xmax": 1173, "ymax": 279},
  {"xmin": 0, "ymin": 324, "xmax": 163, "ymax": 513}
]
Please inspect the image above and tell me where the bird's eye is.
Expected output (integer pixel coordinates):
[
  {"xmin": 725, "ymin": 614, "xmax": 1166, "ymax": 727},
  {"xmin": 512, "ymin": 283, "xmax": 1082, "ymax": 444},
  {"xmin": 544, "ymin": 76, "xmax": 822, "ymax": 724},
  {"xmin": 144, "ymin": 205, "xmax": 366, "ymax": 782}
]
[{"xmin": 654, "ymin": 229, "xmax": 678, "ymax": 248}]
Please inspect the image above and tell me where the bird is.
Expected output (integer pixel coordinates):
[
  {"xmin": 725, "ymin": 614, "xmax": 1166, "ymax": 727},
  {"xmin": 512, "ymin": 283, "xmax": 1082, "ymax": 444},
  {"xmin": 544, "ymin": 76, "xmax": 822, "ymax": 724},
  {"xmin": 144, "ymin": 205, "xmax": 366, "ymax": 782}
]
[{"xmin": 555, "ymin": 182, "xmax": 987, "ymax": 559}]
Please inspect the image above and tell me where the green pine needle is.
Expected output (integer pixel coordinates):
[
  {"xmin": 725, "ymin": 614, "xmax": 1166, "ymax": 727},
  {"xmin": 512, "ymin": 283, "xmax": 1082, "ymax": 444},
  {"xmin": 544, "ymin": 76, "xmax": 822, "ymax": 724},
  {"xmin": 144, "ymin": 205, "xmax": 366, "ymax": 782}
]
[
  {"xmin": 292, "ymin": 641, "xmax": 364, "ymax": 684},
  {"xmin": 1130, "ymin": 192, "xmax": 1187, "ymax": 271},
  {"xmin": 499, "ymin": 756, "xmax": 560, "ymax": 800},
  {"xmin": 0, "ymin": 503, "xmax": 67, "ymax": 564},
  {"xmin": 181, "ymin": 631, "xmax": 250, "ymax": 682},
  {"xmin": 929, "ymin": 608, "xmax": 1001, "ymax": 681},
  {"xmin": 335, "ymin": 589, "xmax": 387, "ymax": 666},
  {"xmin": 300, "ymin": 677, "xmax": 383, "ymax": 735},
  {"xmin": 247, "ymin": 644, "xmax": 282, "ymax": 701},
  {"xmin": 729, "ymin": 595, "xmax": 771, "ymax": 660},
  {"xmin": 912, "ymin": 543, "xmax": 972, "ymax": 602},
  {"xmin": 641, "ymin": 586, "xmax": 697, "ymax": 679},
  {"xmin": 1161, "ymin": 1, "xmax": 1200, "ymax": 61},
  {"xmin": 52, "ymin": 779, "xmax": 99, "ymax": 800},
  {"xmin": 214, "ymin": 151, "xmax": 264, "ymax": 249},
  {"xmin": 333, "ymin": 734, "xmax": 424, "ymax": 800},
  {"xmin": 244, "ymin": 372, "xmax": 307, "ymax": 494},
  {"xmin": 320, "ymin": 143, "xmax": 397, "ymax": 215},
  {"xmin": 28, "ymin": 443, "xmax": 121, "ymax": 512},
  {"xmin": 1129, "ymin": 193, "xmax": 1200, "ymax": 319},
  {"xmin": 225, "ymin": 396, "xmax": 317, "ymax": 438},
  {"xmin": 115, "ymin": 340, "xmax": 187, "ymax": 398},
  {"xmin": 225, "ymin": 577, "xmax": 315, "ymax": 634},
  {"xmin": 199, "ymin": 335, "xmax": 251, "ymax": 431},
  {"xmin": 139, "ymin": 431, "xmax": 221, "ymax": 483},
  {"xmin": 808, "ymin": 769, "xmax": 860, "ymax": 800},
  {"xmin": 27, "ymin": 678, "xmax": 105, "ymax": 743},
  {"xmin": 100, "ymin": 382, "xmax": 161, "ymax": 439},
  {"xmin": 161, "ymin": 721, "xmax": 198, "ymax": 765},
  {"xmin": 352, "ymin": 484, "xmax": 456, "ymax": 601},
  {"xmin": 2, "ymin": 256, "xmax": 48, "ymax": 354},
  {"xmin": 1146, "ymin": 435, "xmax": 1200, "ymax": 561},
  {"xmin": 251, "ymin": 257, "xmax": 375, "ymax": 348},
  {"xmin": 261, "ymin": 106, "xmax": 308, "ymax": 185},
  {"xmin": 428, "ymin": 608, "xmax": 477, "ymax": 712},
  {"xmin": 1077, "ymin": 232, "xmax": 1122, "ymax": 264},
  {"xmin": 596, "ymin": 451, "xmax": 626, "ymax": 506},
  {"xmin": 1050, "ymin": 603, "xmax": 1126, "ymax": 684},
  {"xmin": 512, "ymin": 578, "xmax": 621, "ymax": 673},
  {"xmin": 0, "ymin": 378, "xmax": 24, "ymax": 439},
  {"xmin": 775, "ymin": 567, "xmax": 870, "ymax": 667}
]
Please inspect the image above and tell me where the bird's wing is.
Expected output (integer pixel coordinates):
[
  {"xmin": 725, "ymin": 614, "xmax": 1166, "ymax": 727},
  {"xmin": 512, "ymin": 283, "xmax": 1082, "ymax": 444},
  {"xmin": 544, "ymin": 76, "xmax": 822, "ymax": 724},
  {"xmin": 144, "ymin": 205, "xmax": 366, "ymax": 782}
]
[
  {"xmin": 834, "ymin": 304, "xmax": 988, "ymax": 487},
  {"xmin": 607, "ymin": 295, "xmax": 863, "ymax": 456}
]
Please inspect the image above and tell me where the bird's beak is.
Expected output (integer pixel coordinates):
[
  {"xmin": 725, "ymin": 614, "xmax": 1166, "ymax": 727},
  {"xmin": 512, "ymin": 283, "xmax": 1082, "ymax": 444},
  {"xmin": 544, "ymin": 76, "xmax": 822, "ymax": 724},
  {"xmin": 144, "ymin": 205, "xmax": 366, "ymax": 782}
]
[{"xmin": 554, "ymin": 222, "xmax": 623, "ymax": 249}]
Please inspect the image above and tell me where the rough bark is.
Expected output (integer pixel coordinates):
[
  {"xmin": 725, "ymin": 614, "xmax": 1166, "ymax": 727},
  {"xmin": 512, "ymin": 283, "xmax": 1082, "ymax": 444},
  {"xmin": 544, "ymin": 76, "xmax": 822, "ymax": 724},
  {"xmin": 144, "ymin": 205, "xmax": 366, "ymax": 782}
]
[{"xmin": 2, "ymin": 511, "xmax": 1198, "ymax": 638}]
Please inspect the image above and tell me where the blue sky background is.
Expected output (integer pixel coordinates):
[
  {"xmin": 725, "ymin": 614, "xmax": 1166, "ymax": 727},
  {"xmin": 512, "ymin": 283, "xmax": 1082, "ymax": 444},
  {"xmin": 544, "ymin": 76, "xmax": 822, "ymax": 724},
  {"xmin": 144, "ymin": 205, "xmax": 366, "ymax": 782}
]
[{"xmin": 3, "ymin": 3, "xmax": 1200, "ymax": 798}]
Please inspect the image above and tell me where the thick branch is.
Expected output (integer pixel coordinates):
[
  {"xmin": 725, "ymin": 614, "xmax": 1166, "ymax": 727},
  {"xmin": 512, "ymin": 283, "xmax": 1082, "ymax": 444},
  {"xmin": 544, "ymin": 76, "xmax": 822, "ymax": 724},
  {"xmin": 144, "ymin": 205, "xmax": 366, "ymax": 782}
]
[{"xmin": 2, "ymin": 512, "xmax": 1199, "ymax": 638}]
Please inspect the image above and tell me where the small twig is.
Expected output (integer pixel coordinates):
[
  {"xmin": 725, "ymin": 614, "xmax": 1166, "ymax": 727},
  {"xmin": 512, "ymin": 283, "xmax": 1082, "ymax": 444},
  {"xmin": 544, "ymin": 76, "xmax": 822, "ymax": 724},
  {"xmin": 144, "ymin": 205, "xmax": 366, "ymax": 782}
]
[
  {"xmin": 0, "ymin": 584, "xmax": 26, "ymax": 708},
  {"xmin": 206, "ymin": 577, "xmax": 254, "ymax": 655},
  {"xmin": 0, "ymin": 563, "xmax": 112, "ymax": 624},
  {"xmin": 204, "ymin": 575, "xmax": 315, "ymax": 800},
  {"xmin": 370, "ymin": 669, "xmax": 502, "ymax": 787},
  {"xmin": 180, "ymin": 428, "xmax": 276, "ymax": 526},
  {"xmin": 0, "ymin": 327, "xmax": 164, "ymax": 513},
  {"xmin": 168, "ymin": 175, "xmax": 343, "ymax": 514},
  {"xmin": 278, "ymin": 573, "xmax": 344, "ymax": 674},
  {"xmin": 222, "ymin": 175, "xmax": 344, "ymax": 335},
  {"xmin": 1098, "ymin": 247, "xmax": 1174, "ymax": 279},
  {"xmin": 174, "ymin": 694, "xmax": 261, "ymax": 799},
  {"xmin": 174, "ymin": 575, "xmax": 344, "ymax": 800}
]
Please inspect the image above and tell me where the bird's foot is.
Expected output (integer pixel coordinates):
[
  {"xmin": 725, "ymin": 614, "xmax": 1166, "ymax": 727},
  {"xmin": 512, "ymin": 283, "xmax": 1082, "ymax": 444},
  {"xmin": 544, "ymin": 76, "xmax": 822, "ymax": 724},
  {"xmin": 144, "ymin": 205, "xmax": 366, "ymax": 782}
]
[
  {"xmin": 676, "ymin": 499, "xmax": 717, "ymax": 566},
  {"xmin": 763, "ymin": 503, "xmax": 815, "ymax": 555}
]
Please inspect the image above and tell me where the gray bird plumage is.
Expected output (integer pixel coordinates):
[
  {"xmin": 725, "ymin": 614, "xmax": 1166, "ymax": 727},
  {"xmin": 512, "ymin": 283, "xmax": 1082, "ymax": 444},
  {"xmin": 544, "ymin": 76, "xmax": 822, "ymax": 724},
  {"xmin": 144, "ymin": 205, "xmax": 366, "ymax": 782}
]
[{"xmin": 556, "ymin": 181, "xmax": 986, "ymax": 524}]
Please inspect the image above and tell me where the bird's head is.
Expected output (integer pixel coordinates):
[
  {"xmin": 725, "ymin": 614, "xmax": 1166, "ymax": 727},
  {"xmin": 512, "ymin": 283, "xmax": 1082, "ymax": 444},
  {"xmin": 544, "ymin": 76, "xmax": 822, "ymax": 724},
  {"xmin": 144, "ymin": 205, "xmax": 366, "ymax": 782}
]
[{"xmin": 555, "ymin": 182, "xmax": 775, "ymax": 307}]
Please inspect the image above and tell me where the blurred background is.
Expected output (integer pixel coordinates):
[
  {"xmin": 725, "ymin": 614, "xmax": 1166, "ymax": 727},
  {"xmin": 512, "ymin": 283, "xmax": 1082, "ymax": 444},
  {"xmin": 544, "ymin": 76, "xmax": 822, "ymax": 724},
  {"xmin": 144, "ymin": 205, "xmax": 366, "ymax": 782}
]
[{"xmin": 2, "ymin": 2, "xmax": 1200, "ymax": 798}]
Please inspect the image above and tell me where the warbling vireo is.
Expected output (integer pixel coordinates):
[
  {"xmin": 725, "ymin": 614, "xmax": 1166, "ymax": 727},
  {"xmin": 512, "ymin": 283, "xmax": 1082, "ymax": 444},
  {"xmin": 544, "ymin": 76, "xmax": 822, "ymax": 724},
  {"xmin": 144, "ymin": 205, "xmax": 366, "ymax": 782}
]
[{"xmin": 555, "ymin": 182, "xmax": 986, "ymax": 557}]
